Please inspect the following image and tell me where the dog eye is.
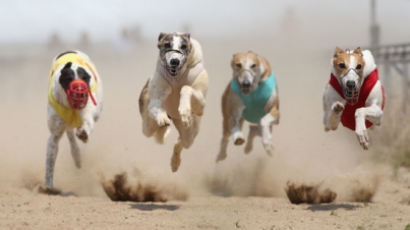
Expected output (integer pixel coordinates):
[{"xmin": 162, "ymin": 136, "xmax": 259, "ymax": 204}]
[
  {"xmin": 235, "ymin": 63, "xmax": 242, "ymax": 68},
  {"xmin": 338, "ymin": 63, "xmax": 346, "ymax": 69},
  {"xmin": 164, "ymin": 43, "xmax": 171, "ymax": 48},
  {"xmin": 356, "ymin": 64, "xmax": 362, "ymax": 70},
  {"xmin": 181, "ymin": 44, "xmax": 187, "ymax": 50},
  {"xmin": 251, "ymin": 64, "xmax": 256, "ymax": 68}
]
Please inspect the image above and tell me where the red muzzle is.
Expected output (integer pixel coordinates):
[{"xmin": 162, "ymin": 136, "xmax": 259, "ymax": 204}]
[{"xmin": 65, "ymin": 79, "xmax": 97, "ymax": 110}]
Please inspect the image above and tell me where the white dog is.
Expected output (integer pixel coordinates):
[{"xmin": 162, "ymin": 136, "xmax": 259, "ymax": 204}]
[
  {"xmin": 139, "ymin": 32, "xmax": 209, "ymax": 172},
  {"xmin": 45, "ymin": 50, "xmax": 103, "ymax": 191},
  {"xmin": 216, "ymin": 51, "xmax": 280, "ymax": 162},
  {"xmin": 323, "ymin": 47, "xmax": 385, "ymax": 149}
]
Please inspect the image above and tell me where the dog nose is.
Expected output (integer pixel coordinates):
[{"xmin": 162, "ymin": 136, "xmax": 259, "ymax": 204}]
[
  {"xmin": 346, "ymin": 80, "xmax": 356, "ymax": 89},
  {"xmin": 170, "ymin": 59, "xmax": 180, "ymax": 67}
]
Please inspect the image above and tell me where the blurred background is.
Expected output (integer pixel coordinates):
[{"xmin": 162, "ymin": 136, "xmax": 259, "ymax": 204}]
[{"xmin": 0, "ymin": 0, "xmax": 409, "ymax": 197}]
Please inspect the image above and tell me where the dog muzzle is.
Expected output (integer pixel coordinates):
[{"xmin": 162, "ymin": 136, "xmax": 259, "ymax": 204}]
[
  {"xmin": 65, "ymin": 79, "xmax": 97, "ymax": 110},
  {"xmin": 343, "ymin": 87, "xmax": 359, "ymax": 105},
  {"xmin": 342, "ymin": 69, "xmax": 360, "ymax": 105}
]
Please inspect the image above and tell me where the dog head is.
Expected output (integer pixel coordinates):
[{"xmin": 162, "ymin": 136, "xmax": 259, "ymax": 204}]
[
  {"xmin": 231, "ymin": 51, "xmax": 267, "ymax": 95},
  {"xmin": 58, "ymin": 62, "xmax": 92, "ymax": 109},
  {"xmin": 332, "ymin": 47, "xmax": 365, "ymax": 99},
  {"xmin": 59, "ymin": 62, "xmax": 91, "ymax": 90},
  {"xmin": 157, "ymin": 32, "xmax": 192, "ymax": 77}
]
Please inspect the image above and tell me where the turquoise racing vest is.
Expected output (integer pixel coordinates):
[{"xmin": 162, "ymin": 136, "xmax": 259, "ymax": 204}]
[{"xmin": 231, "ymin": 71, "xmax": 276, "ymax": 124}]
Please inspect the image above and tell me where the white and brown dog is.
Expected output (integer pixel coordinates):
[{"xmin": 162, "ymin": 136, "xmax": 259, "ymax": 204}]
[
  {"xmin": 139, "ymin": 32, "xmax": 208, "ymax": 172},
  {"xmin": 323, "ymin": 47, "xmax": 385, "ymax": 149},
  {"xmin": 45, "ymin": 50, "xmax": 103, "ymax": 191},
  {"xmin": 216, "ymin": 51, "xmax": 280, "ymax": 162}
]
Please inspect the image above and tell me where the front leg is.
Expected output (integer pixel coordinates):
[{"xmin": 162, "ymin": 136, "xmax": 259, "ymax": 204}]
[
  {"xmin": 216, "ymin": 105, "xmax": 244, "ymax": 162},
  {"xmin": 260, "ymin": 113, "xmax": 276, "ymax": 156},
  {"xmin": 45, "ymin": 113, "xmax": 66, "ymax": 189},
  {"xmin": 178, "ymin": 85, "xmax": 206, "ymax": 126},
  {"xmin": 148, "ymin": 79, "xmax": 172, "ymax": 127},
  {"xmin": 76, "ymin": 110, "xmax": 94, "ymax": 143},
  {"xmin": 355, "ymin": 104, "xmax": 383, "ymax": 150},
  {"xmin": 323, "ymin": 84, "xmax": 345, "ymax": 131},
  {"xmin": 324, "ymin": 102, "xmax": 345, "ymax": 131}
]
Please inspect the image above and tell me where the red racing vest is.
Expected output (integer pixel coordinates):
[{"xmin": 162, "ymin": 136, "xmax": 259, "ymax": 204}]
[{"xmin": 329, "ymin": 68, "xmax": 385, "ymax": 131}]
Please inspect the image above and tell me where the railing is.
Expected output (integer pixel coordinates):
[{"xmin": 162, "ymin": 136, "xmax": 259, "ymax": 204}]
[{"xmin": 369, "ymin": 43, "xmax": 410, "ymax": 64}]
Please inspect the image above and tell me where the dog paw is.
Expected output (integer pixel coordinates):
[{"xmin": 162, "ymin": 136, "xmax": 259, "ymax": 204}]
[
  {"xmin": 234, "ymin": 137, "xmax": 245, "ymax": 145},
  {"xmin": 356, "ymin": 129, "xmax": 369, "ymax": 150},
  {"xmin": 179, "ymin": 106, "xmax": 192, "ymax": 127},
  {"xmin": 171, "ymin": 154, "xmax": 181, "ymax": 172},
  {"xmin": 262, "ymin": 141, "xmax": 274, "ymax": 156},
  {"xmin": 38, "ymin": 185, "xmax": 62, "ymax": 195},
  {"xmin": 244, "ymin": 142, "xmax": 253, "ymax": 154},
  {"xmin": 331, "ymin": 102, "xmax": 344, "ymax": 113},
  {"xmin": 156, "ymin": 112, "xmax": 171, "ymax": 127},
  {"xmin": 216, "ymin": 152, "xmax": 227, "ymax": 162},
  {"xmin": 233, "ymin": 132, "xmax": 245, "ymax": 145},
  {"xmin": 76, "ymin": 128, "xmax": 89, "ymax": 143}
]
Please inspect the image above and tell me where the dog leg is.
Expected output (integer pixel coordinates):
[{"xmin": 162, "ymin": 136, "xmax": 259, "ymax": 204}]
[
  {"xmin": 170, "ymin": 117, "xmax": 200, "ymax": 171},
  {"xmin": 216, "ymin": 135, "xmax": 229, "ymax": 162},
  {"xmin": 66, "ymin": 129, "xmax": 81, "ymax": 168},
  {"xmin": 245, "ymin": 125, "xmax": 260, "ymax": 154},
  {"xmin": 232, "ymin": 107, "xmax": 245, "ymax": 145},
  {"xmin": 77, "ymin": 109, "xmax": 96, "ymax": 143},
  {"xmin": 260, "ymin": 113, "xmax": 276, "ymax": 156},
  {"xmin": 148, "ymin": 78, "xmax": 172, "ymax": 128},
  {"xmin": 324, "ymin": 102, "xmax": 344, "ymax": 131},
  {"xmin": 45, "ymin": 115, "xmax": 66, "ymax": 189},
  {"xmin": 178, "ymin": 85, "xmax": 206, "ymax": 127},
  {"xmin": 171, "ymin": 138, "xmax": 183, "ymax": 172},
  {"xmin": 355, "ymin": 104, "xmax": 383, "ymax": 150},
  {"xmin": 154, "ymin": 126, "xmax": 171, "ymax": 144}
]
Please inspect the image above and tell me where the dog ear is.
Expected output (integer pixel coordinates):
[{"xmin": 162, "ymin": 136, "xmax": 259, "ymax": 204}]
[
  {"xmin": 158, "ymin": 32, "xmax": 166, "ymax": 41},
  {"xmin": 353, "ymin": 47, "xmax": 363, "ymax": 56},
  {"xmin": 334, "ymin": 47, "xmax": 344, "ymax": 58},
  {"xmin": 63, "ymin": 62, "xmax": 72, "ymax": 69},
  {"xmin": 182, "ymin": 33, "xmax": 190, "ymax": 40}
]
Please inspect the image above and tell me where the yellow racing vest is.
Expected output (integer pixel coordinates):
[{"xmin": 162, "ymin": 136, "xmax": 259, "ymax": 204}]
[{"xmin": 48, "ymin": 52, "xmax": 98, "ymax": 128}]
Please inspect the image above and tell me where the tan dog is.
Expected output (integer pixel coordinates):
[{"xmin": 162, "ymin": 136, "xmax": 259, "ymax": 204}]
[
  {"xmin": 139, "ymin": 32, "xmax": 208, "ymax": 172},
  {"xmin": 217, "ymin": 51, "xmax": 279, "ymax": 162},
  {"xmin": 323, "ymin": 47, "xmax": 385, "ymax": 149}
]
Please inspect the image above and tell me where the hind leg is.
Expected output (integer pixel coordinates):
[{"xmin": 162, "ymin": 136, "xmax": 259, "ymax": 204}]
[
  {"xmin": 244, "ymin": 125, "xmax": 260, "ymax": 154},
  {"xmin": 66, "ymin": 129, "xmax": 81, "ymax": 168},
  {"xmin": 45, "ymin": 113, "xmax": 66, "ymax": 189},
  {"xmin": 216, "ymin": 107, "xmax": 245, "ymax": 162},
  {"xmin": 171, "ymin": 117, "xmax": 200, "ymax": 172}
]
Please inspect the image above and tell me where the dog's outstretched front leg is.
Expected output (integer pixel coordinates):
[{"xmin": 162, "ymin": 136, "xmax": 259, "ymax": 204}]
[
  {"xmin": 179, "ymin": 85, "xmax": 206, "ymax": 127},
  {"xmin": 324, "ymin": 102, "xmax": 344, "ymax": 131},
  {"xmin": 77, "ymin": 110, "xmax": 94, "ymax": 143},
  {"xmin": 260, "ymin": 113, "xmax": 276, "ymax": 156},
  {"xmin": 216, "ymin": 106, "xmax": 244, "ymax": 162},
  {"xmin": 45, "ymin": 115, "xmax": 66, "ymax": 189},
  {"xmin": 355, "ymin": 104, "xmax": 383, "ymax": 150},
  {"xmin": 148, "ymin": 81, "xmax": 172, "ymax": 127},
  {"xmin": 231, "ymin": 106, "xmax": 245, "ymax": 145}
]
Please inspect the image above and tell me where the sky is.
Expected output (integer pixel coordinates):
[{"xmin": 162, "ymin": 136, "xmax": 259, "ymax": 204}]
[{"xmin": 1, "ymin": 0, "xmax": 410, "ymax": 44}]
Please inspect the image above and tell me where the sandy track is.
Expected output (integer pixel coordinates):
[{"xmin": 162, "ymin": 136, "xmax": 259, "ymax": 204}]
[{"xmin": 0, "ymin": 168, "xmax": 409, "ymax": 230}]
